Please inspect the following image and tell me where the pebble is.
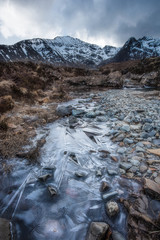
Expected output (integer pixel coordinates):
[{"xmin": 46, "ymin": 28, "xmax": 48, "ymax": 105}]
[{"xmin": 106, "ymin": 201, "xmax": 119, "ymax": 217}]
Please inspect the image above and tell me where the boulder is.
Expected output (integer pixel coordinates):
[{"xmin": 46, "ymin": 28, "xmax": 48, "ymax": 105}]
[
  {"xmin": 87, "ymin": 222, "xmax": 109, "ymax": 240},
  {"xmin": 0, "ymin": 95, "xmax": 14, "ymax": 114},
  {"xmin": 56, "ymin": 105, "xmax": 73, "ymax": 117}
]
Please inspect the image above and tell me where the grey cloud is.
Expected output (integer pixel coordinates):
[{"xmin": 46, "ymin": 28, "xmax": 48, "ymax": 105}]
[{"xmin": 0, "ymin": 0, "xmax": 160, "ymax": 46}]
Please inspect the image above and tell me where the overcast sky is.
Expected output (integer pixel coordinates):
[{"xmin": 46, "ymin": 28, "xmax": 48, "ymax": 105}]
[{"xmin": 0, "ymin": 0, "xmax": 160, "ymax": 47}]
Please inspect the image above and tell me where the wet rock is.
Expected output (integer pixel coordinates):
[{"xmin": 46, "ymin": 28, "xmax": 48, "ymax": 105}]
[
  {"xmin": 87, "ymin": 222, "xmax": 109, "ymax": 240},
  {"xmin": 102, "ymin": 191, "xmax": 118, "ymax": 201},
  {"xmin": 72, "ymin": 109, "xmax": 85, "ymax": 117},
  {"xmin": 38, "ymin": 174, "xmax": 52, "ymax": 182},
  {"xmin": 143, "ymin": 178, "xmax": 160, "ymax": 199},
  {"xmin": 96, "ymin": 170, "xmax": 103, "ymax": 177},
  {"xmin": 119, "ymin": 162, "xmax": 132, "ymax": 170},
  {"xmin": 0, "ymin": 218, "xmax": 12, "ymax": 240},
  {"xmin": 100, "ymin": 181, "xmax": 110, "ymax": 192},
  {"xmin": 75, "ymin": 171, "xmax": 87, "ymax": 177},
  {"xmin": 48, "ymin": 185, "xmax": 58, "ymax": 196},
  {"xmin": 56, "ymin": 105, "xmax": 73, "ymax": 117},
  {"xmin": 106, "ymin": 201, "xmax": 119, "ymax": 217},
  {"xmin": 85, "ymin": 111, "xmax": 97, "ymax": 118},
  {"xmin": 112, "ymin": 231, "xmax": 125, "ymax": 240}
]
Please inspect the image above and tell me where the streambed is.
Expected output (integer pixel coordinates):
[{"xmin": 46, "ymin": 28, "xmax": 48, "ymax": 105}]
[{"xmin": 0, "ymin": 89, "xmax": 160, "ymax": 240}]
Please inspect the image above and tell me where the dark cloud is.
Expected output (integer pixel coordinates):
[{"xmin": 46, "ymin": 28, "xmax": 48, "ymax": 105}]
[{"xmin": 0, "ymin": 0, "xmax": 160, "ymax": 46}]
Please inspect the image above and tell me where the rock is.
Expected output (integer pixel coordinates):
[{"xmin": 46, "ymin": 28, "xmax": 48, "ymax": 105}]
[
  {"xmin": 96, "ymin": 170, "xmax": 103, "ymax": 177},
  {"xmin": 0, "ymin": 95, "xmax": 14, "ymax": 114},
  {"xmin": 129, "ymin": 159, "xmax": 140, "ymax": 166},
  {"xmin": 0, "ymin": 218, "xmax": 12, "ymax": 240},
  {"xmin": 56, "ymin": 105, "xmax": 73, "ymax": 117},
  {"xmin": 72, "ymin": 109, "xmax": 85, "ymax": 117},
  {"xmin": 102, "ymin": 191, "xmax": 118, "ymax": 201},
  {"xmin": 112, "ymin": 231, "xmax": 125, "ymax": 240},
  {"xmin": 38, "ymin": 174, "xmax": 52, "ymax": 182},
  {"xmin": 155, "ymin": 176, "xmax": 160, "ymax": 184},
  {"xmin": 143, "ymin": 178, "xmax": 160, "ymax": 198},
  {"xmin": 119, "ymin": 162, "xmax": 132, "ymax": 170},
  {"xmin": 117, "ymin": 148, "xmax": 126, "ymax": 154},
  {"xmin": 119, "ymin": 168, "xmax": 126, "ymax": 175},
  {"xmin": 100, "ymin": 181, "xmax": 110, "ymax": 192},
  {"xmin": 48, "ymin": 185, "xmax": 58, "ymax": 196},
  {"xmin": 142, "ymin": 123, "xmax": 153, "ymax": 132},
  {"xmin": 123, "ymin": 138, "xmax": 133, "ymax": 144},
  {"xmin": 107, "ymin": 169, "xmax": 117, "ymax": 175},
  {"xmin": 106, "ymin": 201, "xmax": 119, "ymax": 217},
  {"xmin": 87, "ymin": 222, "xmax": 109, "ymax": 240},
  {"xmin": 139, "ymin": 164, "xmax": 148, "ymax": 173},
  {"xmin": 86, "ymin": 111, "xmax": 97, "ymax": 118},
  {"xmin": 75, "ymin": 171, "xmax": 87, "ymax": 177},
  {"xmin": 121, "ymin": 125, "xmax": 130, "ymax": 132},
  {"xmin": 147, "ymin": 148, "xmax": 160, "ymax": 157},
  {"xmin": 136, "ymin": 146, "xmax": 145, "ymax": 152},
  {"xmin": 130, "ymin": 124, "xmax": 142, "ymax": 130}
]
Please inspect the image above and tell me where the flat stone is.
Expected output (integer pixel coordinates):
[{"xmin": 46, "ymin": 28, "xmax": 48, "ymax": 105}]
[
  {"xmin": 0, "ymin": 218, "xmax": 12, "ymax": 240},
  {"xmin": 107, "ymin": 169, "xmax": 117, "ymax": 175},
  {"xmin": 87, "ymin": 222, "xmax": 109, "ymax": 240},
  {"xmin": 123, "ymin": 138, "xmax": 133, "ymax": 144},
  {"xmin": 102, "ymin": 191, "xmax": 118, "ymax": 201},
  {"xmin": 119, "ymin": 162, "xmax": 132, "ymax": 170},
  {"xmin": 121, "ymin": 125, "xmax": 130, "ymax": 132},
  {"xmin": 147, "ymin": 148, "xmax": 160, "ymax": 157},
  {"xmin": 130, "ymin": 124, "xmax": 141, "ymax": 130},
  {"xmin": 106, "ymin": 201, "xmax": 119, "ymax": 217},
  {"xmin": 143, "ymin": 178, "xmax": 160, "ymax": 198},
  {"xmin": 117, "ymin": 148, "xmax": 126, "ymax": 154},
  {"xmin": 136, "ymin": 146, "xmax": 145, "ymax": 152}
]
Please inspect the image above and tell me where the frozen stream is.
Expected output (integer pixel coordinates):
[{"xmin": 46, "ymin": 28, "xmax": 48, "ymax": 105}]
[{"xmin": 0, "ymin": 95, "xmax": 141, "ymax": 240}]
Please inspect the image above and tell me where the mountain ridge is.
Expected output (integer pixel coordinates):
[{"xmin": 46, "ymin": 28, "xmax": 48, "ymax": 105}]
[{"xmin": 0, "ymin": 35, "xmax": 160, "ymax": 67}]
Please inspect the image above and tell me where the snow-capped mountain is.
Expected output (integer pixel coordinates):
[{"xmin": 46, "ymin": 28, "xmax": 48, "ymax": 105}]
[
  {"xmin": 105, "ymin": 36, "xmax": 160, "ymax": 64},
  {"xmin": 0, "ymin": 36, "xmax": 118, "ymax": 67},
  {"xmin": 1, "ymin": 36, "xmax": 160, "ymax": 67}
]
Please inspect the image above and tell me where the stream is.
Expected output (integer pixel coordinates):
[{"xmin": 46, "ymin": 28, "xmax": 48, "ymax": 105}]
[{"xmin": 0, "ymin": 91, "xmax": 147, "ymax": 240}]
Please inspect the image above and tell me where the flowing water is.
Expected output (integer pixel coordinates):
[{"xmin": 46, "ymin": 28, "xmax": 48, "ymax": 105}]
[{"xmin": 0, "ymin": 95, "xmax": 142, "ymax": 240}]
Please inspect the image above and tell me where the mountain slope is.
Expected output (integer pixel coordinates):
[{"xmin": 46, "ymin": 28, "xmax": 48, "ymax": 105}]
[
  {"xmin": 103, "ymin": 36, "xmax": 160, "ymax": 64},
  {"xmin": 0, "ymin": 36, "xmax": 118, "ymax": 67}
]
